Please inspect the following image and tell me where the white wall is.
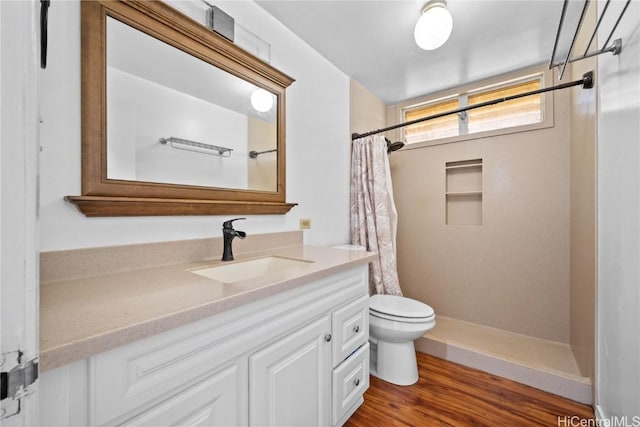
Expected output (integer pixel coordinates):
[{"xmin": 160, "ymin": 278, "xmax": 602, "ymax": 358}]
[
  {"xmin": 107, "ymin": 68, "xmax": 249, "ymax": 188},
  {"xmin": 39, "ymin": 1, "xmax": 350, "ymax": 251},
  {"xmin": 596, "ymin": 0, "xmax": 640, "ymax": 419}
]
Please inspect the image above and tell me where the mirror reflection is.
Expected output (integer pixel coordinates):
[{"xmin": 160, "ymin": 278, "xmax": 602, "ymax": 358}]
[{"xmin": 106, "ymin": 17, "xmax": 278, "ymax": 192}]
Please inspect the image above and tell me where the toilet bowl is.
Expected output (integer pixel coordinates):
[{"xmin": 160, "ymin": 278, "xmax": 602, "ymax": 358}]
[{"xmin": 369, "ymin": 294, "xmax": 435, "ymax": 386}]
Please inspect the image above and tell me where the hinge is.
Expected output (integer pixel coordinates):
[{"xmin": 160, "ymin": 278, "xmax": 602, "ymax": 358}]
[
  {"xmin": 1, "ymin": 353, "xmax": 38, "ymax": 420},
  {"xmin": 1, "ymin": 355, "xmax": 38, "ymax": 402}
]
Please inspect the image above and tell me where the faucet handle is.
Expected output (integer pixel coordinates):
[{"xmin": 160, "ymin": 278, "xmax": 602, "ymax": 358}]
[{"xmin": 222, "ymin": 218, "xmax": 246, "ymax": 229}]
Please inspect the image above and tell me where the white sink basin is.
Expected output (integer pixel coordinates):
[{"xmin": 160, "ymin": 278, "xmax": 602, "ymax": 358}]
[{"xmin": 191, "ymin": 256, "xmax": 314, "ymax": 284}]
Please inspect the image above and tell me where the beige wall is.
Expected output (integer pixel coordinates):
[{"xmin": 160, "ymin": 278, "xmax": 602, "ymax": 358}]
[
  {"xmin": 391, "ymin": 70, "xmax": 572, "ymax": 343},
  {"xmin": 247, "ymin": 116, "xmax": 277, "ymax": 191},
  {"xmin": 569, "ymin": 3, "xmax": 597, "ymax": 383},
  {"xmin": 350, "ymin": 79, "xmax": 386, "ymax": 136},
  {"xmin": 349, "ymin": 68, "xmax": 595, "ymax": 347}
]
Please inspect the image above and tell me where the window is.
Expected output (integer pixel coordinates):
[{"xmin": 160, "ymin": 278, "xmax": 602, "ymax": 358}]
[
  {"xmin": 404, "ymin": 97, "xmax": 459, "ymax": 144},
  {"xmin": 402, "ymin": 74, "xmax": 544, "ymax": 145}
]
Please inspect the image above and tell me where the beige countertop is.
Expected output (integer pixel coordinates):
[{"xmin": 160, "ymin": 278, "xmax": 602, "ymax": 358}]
[{"xmin": 40, "ymin": 245, "xmax": 375, "ymax": 372}]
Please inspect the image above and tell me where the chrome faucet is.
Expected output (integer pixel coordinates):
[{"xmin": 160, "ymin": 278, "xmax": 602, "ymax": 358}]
[{"xmin": 221, "ymin": 218, "xmax": 246, "ymax": 261}]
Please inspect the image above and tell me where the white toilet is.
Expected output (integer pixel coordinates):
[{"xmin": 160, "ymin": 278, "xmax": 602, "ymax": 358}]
[{"xmin": 369, "ymin": 294, "xmax": 435, "ymax": 386}]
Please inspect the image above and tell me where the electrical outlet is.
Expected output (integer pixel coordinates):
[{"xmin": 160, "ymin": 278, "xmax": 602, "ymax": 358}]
[{"xmin": 299, "ymin": 218, "xmax": 311, "ymax": 229}]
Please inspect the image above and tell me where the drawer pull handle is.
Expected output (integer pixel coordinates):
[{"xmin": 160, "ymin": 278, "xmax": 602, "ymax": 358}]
[
  {"xmin": 354, "ymin": 378, "xmax": 360, "ymax": 386},
  {"xmin": 324, "ymin": 334, "xmax": 332, "ymax": 342},
  {"xmin": 353, "ymin": 325, "xmax": 360, "ymax": 334}
]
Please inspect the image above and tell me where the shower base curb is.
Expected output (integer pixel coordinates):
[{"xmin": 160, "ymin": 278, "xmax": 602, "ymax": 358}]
[{"xmin": 415, "ymin": 333, "xmax": 592, "ymax": 405}]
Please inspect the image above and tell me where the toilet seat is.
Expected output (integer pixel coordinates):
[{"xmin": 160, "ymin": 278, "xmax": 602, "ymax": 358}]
[
  {"xmin": 370, "ymin": 310, "xmax": 435, "ymax": 323},
  {"xmin": 370, "ymin": 294, "xmax": 434, "ymax": 319}
]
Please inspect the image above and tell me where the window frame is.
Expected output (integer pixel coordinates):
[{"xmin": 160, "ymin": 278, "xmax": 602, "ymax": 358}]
[{"xmin": 393, "ymin": 67, "xmax": 555, "ymax": 149}]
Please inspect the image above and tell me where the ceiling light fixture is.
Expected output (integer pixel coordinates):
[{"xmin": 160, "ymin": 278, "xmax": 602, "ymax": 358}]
[
  {"xmin": 250, "ymin": 88, "xmax": 274, "ymax": 112},
  {"xmin": 414, "ymin": 0, "xmax": 453, "ymax": 51}
]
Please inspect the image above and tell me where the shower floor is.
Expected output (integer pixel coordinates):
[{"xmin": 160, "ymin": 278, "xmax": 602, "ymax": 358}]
[{"xmin": 416, "ymin": 315, "xmax": 592, "ymax": 404}]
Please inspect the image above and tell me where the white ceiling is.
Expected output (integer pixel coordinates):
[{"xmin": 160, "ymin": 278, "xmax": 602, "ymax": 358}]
[{"xmin": 256, "ymin": 0, "xmax": 566, "ymax": 104}]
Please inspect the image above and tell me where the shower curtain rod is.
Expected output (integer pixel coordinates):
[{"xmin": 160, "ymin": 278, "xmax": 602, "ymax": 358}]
[{"xmin": 351, "ymin": 71, "xmax": 594, "ymax": 141}]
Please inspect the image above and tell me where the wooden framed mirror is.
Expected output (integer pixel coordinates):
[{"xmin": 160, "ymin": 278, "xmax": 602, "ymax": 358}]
[{"xmin": 66, "ymin": 0, "xmax": 296, "ymax": 216}]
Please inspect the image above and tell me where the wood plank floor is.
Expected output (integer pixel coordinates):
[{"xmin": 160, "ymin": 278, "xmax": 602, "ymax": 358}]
[{"xmin": 344, "ymin": 352, "xmax": 594, "ymax": 427}]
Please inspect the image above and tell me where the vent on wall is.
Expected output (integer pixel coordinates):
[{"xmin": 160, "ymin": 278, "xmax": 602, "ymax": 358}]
[{"xmin": 445, "ymin": 159, "xmax": 483, "ymax": 225}]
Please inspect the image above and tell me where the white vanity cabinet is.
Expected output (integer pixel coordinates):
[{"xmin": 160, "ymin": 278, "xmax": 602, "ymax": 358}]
[{"xmin": 40, "ymin": 266, "xmax": 370, "ymax": 427}]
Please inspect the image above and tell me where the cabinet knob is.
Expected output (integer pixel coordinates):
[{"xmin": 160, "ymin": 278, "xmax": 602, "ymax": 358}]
[
  {"xmin": 353, "ymin": 325, "xmax": 360, "ymax": 334},
  {"xmin": 354, "ymin": 378, "xmax": 360, "ymax": 386},
  {"xmin": 324, "ymin": 334, "xmax": 332, "ymax": 342}
]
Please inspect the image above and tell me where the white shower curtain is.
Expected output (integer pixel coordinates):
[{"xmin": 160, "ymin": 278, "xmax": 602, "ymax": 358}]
[{"xmin": 350, "ymin": 135, "xmax": 402, "ymax": 296}]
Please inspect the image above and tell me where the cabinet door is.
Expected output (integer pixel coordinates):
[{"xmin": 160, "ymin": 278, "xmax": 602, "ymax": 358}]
[
  {"xmin": 118, "ymin": 363, "xmax": 245, "ymax": 427},
  {"xmin": 249, "ymin": 315, "xmax": 332, "ymax": 426}
]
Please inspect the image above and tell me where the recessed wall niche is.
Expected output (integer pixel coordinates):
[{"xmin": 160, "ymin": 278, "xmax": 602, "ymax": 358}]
[{"xmin": 445, "ymin": 159, "xmax": 483, "ymax": 225}]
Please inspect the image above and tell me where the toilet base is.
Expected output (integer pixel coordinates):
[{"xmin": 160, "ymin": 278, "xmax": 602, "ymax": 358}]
[{"xmin": 370, "ymin": 339, "xmax": 419, "ymax": 386}]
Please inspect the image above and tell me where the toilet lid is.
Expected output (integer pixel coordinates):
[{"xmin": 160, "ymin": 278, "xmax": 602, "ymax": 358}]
[{"xmin": 369, "ymin": 294, "xmax": 434, "ymax": 319}]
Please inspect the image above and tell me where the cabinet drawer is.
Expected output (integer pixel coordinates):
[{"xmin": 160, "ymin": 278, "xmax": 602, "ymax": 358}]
[
  {"xmin": 118, "ymin": 364, "xmax": 244, "ymax": 427},
  {"xmin": 332, "ymin": 343, "xmax": 369, "ymax": 425},
  {"xmin": 332, "ymin": 295, "xmax": 369, "ymax": 365}
]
